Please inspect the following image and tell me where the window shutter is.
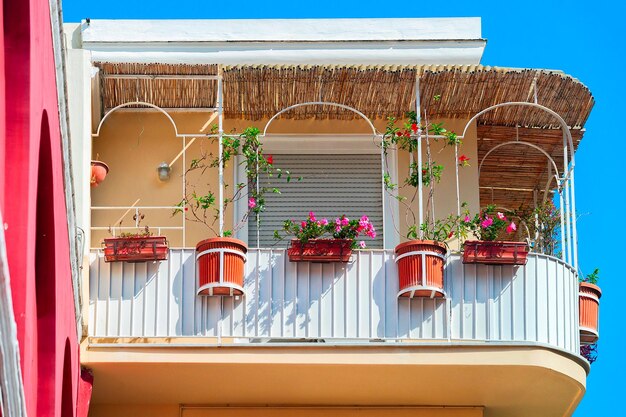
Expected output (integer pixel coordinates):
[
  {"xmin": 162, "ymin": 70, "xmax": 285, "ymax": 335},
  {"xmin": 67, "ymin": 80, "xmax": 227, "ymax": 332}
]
[{"xmin": 248, "ymin": 154, "xmax": 384, "ymax": 248}]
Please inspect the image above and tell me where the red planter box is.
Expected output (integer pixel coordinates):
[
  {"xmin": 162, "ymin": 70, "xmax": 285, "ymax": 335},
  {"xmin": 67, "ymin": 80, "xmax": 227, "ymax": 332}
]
[
  {"xmin": 579, "ymin": 282, "xmax": 601, "ymax": 344},
  {"xmin": 395, "ymin": 240, "xmax": 447, "ymax": 298},
  {"xmin": 196, "ymin": 237, "xmax": 247, "ymax": 296},
  {"xmin": 103, "ymin": 236, "xmax": 168, "ymax": 262},
  {"xmin": 287, "ymin": 239, "xmax": 353, "ymax": 262},
  {"xmin": 463, "ymin": 240, "xmax": 528, "ymax": 265}
]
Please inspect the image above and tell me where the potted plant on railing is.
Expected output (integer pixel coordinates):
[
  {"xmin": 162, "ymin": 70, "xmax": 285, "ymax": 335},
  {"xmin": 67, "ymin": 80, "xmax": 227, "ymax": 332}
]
[
  {"xmin": 579, "ymin": 268, "xmax": 601, "ymax": 344},
  {"xmin": 461, "ymin": 205, "xmax": 528, "ymax": 265},
  {"xmin": 275, "ymin": 212, "xmax": 376, "ymax": 262},
  {"xmin": 381, "ymin": 109, "xmax": 464, "ymax": 298},
  {"xmin": 174, "ymin": 126, "xmax": 295, "ymax": 296},
  {"xmin": 103, "ymin": 212, "xmax": 168, "ymax": 263}
]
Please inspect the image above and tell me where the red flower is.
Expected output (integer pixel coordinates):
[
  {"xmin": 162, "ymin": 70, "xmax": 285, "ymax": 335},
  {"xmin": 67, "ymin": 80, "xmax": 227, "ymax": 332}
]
[
  {"xmin": 184, "ymin": 207, "xmax": 189, "ymax": 212},
  {"xmin": 448, "ymin": 231, "xmax": 454, "ymax": 238},
  {"xmin": 411, "ymin": 123, "xmax": 418, "ymax": 133},
  {"xmin": 266, "ymin": 155, "xmax": 274, "ymax": 165},
  {"xmin": 458, "ymin": 154, "xmax": 470, "ymax": 167}
]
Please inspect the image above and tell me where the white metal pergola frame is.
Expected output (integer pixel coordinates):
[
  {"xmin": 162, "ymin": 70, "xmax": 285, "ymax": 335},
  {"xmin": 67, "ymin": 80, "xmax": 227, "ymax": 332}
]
[{"xmin": 90, "ymin": 79, "xmax": 581, "ymax": 275}]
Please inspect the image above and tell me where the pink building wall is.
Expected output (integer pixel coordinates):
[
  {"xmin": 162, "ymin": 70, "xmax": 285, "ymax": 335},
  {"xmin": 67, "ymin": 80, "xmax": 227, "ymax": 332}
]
[{"xmin": 1, "ymin": 0, "xmax": 83, "ymax": 416}]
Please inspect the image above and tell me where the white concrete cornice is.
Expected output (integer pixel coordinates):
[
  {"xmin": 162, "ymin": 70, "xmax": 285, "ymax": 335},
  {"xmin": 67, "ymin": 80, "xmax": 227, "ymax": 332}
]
[
  {"xmin": 68, "ymin": 18, "xmax": 485, "ymax": 65},
  {"xmin": 80, "ymin": 18, "xmax": 482, "ymax": 43}
]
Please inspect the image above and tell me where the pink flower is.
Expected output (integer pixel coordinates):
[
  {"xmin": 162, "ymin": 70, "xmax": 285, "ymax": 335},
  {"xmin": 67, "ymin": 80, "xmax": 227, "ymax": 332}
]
[
  {"xmin": 309, "ymin": 211, "xmax": 316, "ymax": 221},
  {"xmin": 316, "ymin": 221, "xmax": 321, "ymax": 226},
  {"xmin": 360, "ymin": 215, "xmax": 369, "ymax": 222},
  {"xmin": 335, "ymin": 225, "xmax": 342, "ymax": 233},
  {"xmin": 506, "ymin": 221, "xmax": 517, "ymax": 234},
  {"xmin": 497, "ymin": 212, "xmax": 506, "ymax": 220},
  {"xmin": 358, "ymin": 241, "xmax": 366, "ymax": 248},
  {"xmin": 320, "ymin": 218, "xmax": 329, "ymax": 226},
  {"xmin": 464, "ymin": 215, "xmax": 471, "ymax": 223},
  {"xmin": 335, "ymin": 218, "xmax": 341, "ymax": 225},
  {"xmin": 248, "ymin": 198, "xmax": 256, "ymax": 208},
  {"xmin": 301, "ymin": 221, "xmax": 307, "ymax": 228},
  {"xmin": 481, "ymin": 217, "xmax": 493, "ymax": 229},
  {"xmin": 341, "ymin": 217, "xmax": 350, "ymax": 226},
  {"xmin": 368, "ymin": 231, "xmax": 377, "ymax": 238}
]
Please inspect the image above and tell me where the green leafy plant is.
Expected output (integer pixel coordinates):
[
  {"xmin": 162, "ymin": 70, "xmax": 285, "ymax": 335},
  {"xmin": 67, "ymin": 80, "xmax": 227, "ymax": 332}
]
[
  {"xmin": 380, "ymin": 102, "xmax": 466, "ymax": 243},
  {"xmin": 174, "ymin": 126, "xmax": 298, "ymax": 236},
  {"xmin": 516, "ymin": 201, "xmax": 561, "ymax": 257},
  {"xmin": 580, "ymin": 268, "xmax": 599, "ymax": 284}
]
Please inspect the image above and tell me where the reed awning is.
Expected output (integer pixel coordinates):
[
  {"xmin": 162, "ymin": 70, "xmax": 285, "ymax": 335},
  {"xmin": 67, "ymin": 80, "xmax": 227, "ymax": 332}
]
[{"xmin": 94, "ymin": 62, "xmax": 594, "ymax": 209}]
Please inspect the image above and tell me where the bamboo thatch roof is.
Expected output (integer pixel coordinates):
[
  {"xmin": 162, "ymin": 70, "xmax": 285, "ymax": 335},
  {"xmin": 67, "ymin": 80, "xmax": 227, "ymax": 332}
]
[
  {"xmin": 96, "ymin": 63, "xmax": 593, "ymax": 129},
  {"xmin": 94, "ymin": 62, "xmax": 594, "ymax": 210}
]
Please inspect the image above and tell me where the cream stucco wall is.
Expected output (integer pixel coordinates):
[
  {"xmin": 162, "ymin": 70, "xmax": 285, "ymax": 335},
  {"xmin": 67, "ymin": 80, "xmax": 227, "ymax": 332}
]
[
  {"xmin": 396, "ymin": 118, "xmax": 480, "ymax": 246},
  {"xmin": 91, "ymin": 112, "xmax": 479, "ymax": 249}
]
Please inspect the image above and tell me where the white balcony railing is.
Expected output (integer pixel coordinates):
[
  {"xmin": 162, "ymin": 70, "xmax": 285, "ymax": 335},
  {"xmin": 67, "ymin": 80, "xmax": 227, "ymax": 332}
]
[{"xmin": 89, "ymin": 249, "xmax": 579, "ymax": 355}]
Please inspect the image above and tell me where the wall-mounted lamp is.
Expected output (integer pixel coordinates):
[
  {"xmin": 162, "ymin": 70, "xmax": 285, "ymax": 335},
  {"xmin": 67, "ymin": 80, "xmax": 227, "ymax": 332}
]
[
  {"xmin": 157, "ymin": 162, "xmax": 171, "ymax": 181},
  {"xmin": 157, "ymin": 137, "xmax": 197, "ymax": 182}
]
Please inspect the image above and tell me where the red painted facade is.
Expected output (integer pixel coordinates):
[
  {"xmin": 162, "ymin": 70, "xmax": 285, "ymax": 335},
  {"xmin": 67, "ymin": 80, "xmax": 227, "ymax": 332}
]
[{"xmin": 1, "ymin": 1, "xmax": 83, "ymax": 416}]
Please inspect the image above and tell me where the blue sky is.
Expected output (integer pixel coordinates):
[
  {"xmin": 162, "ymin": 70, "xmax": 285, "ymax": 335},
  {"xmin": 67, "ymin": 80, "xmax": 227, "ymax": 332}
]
[{"xmin": 62, "ymin": 0, "xmax": 625, "ymax": 414}]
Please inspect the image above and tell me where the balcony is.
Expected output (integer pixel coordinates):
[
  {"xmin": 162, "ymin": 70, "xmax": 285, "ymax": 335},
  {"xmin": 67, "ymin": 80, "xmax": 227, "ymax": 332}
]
[{"xmin": 88, "ymin": 248, "xmax": 579, "ymax": 356}]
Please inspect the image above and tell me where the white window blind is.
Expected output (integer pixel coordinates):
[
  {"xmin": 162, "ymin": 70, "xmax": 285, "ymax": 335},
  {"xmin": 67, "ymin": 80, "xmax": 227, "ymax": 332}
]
[{"xmin": 249, "ymin": 154, "xmax": 383, "ymax": 248}]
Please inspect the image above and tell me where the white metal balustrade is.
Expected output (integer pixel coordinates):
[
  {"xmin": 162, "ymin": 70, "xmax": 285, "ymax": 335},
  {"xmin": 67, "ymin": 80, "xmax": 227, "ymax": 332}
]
[{"xmin": 89, "ymin": 249, "xmax": 579, "ymax": 355}]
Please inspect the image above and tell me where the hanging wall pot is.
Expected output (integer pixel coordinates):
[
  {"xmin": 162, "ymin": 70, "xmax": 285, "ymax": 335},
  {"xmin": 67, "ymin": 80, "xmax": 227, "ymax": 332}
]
[{"xmin": 91, "ymin": 160, "xmax": 109, "ymax": 187}]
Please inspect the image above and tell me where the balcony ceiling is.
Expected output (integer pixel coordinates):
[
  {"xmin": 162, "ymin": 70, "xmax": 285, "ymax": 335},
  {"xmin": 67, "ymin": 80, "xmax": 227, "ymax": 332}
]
[
  {"xmin": 94, "ymin": 63, "xmax": 594, "ymax": 208},
  {"xmin": 82, "ymin": 343, "xmax": 586, "ymax": 417}
]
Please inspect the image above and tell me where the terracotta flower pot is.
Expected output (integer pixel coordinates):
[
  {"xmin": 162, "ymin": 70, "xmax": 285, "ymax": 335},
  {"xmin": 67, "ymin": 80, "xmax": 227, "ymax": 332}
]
[
  {"xmin": 463, "ymin": 240, "xmax": 528, "ymax": 265},
  {"xmin": 103, "ymin": 236, "xmax": 168, "ymax": 263},
  {"xmin": 287, "ymin": 239, "xmax": 353, "ymax": 262},
  {"xmin": 196, "ymin": 237, "xmax": 247, "ymax": 296},
  {"xmin": 579, "ymin": 282, "xmax": 601, "ymax": 344},
  {"xmin": 90, "ymin": 160, "xmax": 109, "ymax": 187},
  {"xmin": 395, "ymin": 240, "xmax": 447, "ymax": 298}
]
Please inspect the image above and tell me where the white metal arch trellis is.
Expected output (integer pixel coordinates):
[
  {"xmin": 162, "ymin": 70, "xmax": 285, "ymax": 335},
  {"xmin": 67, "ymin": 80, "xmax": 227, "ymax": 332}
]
[
  {"xmin": 92, "ymin": 101, "xmax": 215, "ymax": 139},
  {"xmin": 454, "ymin": 101, "xmax": 578, "ymax": 269},
  {"xmin": 256, "ymin": 101, "xmax": 384, "ymax": 249},
  {"xmin": 90, "ymin": 100, "xmax": 221, "ymax": 246},
  {"xmin": 261, "ymin": 101, "xmax": 381, "ymax": 137},
  {"xmin": 478, "ymin": 140, "xmax": 562, "ymax": 202},
  {"xmin": 89, "ymin": 94, "xmax": 581, "ymax": 272}
]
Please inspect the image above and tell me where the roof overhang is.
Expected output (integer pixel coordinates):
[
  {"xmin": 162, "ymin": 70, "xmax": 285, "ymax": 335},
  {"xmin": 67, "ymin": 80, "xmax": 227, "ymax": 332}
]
[
  {"xmin": 82, "ymin": 342, "xmax": 587, "ymax": 417},
  {"xmin": 70, "ymin": 18, "xmax": 486, "ymax": 65}
]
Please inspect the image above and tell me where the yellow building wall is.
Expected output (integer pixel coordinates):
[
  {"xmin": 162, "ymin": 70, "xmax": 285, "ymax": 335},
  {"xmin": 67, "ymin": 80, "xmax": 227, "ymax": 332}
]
[
  {"xmin": 91, "ymin": 112, "xmax": 478, "ymax": 248},
  {"xmin": 89, "ymin": 405, "xmax": 483, "ymax": 417}
]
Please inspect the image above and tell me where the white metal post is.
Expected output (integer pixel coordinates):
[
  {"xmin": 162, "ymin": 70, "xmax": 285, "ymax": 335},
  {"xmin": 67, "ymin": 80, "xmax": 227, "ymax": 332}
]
[
  {"xmin": 415, "ymin": 76, "xmax": 424, "ymax": 238},
  {"xmin": 558, "ymin": 186, "xmax": 566, "ymax": 263},
  {"xmin": 455, "ymin": 143, "xmax": 460, "ymax": 217},
  {"xmin": 256, "ymin": 147, "xmax": 260, "ymax": 249},
  {"xmin": 182, "ymin": 137, "xmax": 186, "ymax": 246},
  {"xmin": 563, "ymin": 136, "xmax": 572, "ymax": 265},
  {"xmin": 570, "ymin": 169, "xmax": 579, "ymax": 271},
  {"xmin": 217, "ymin": 75, "xmax": 224, "ymax": 236}
]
